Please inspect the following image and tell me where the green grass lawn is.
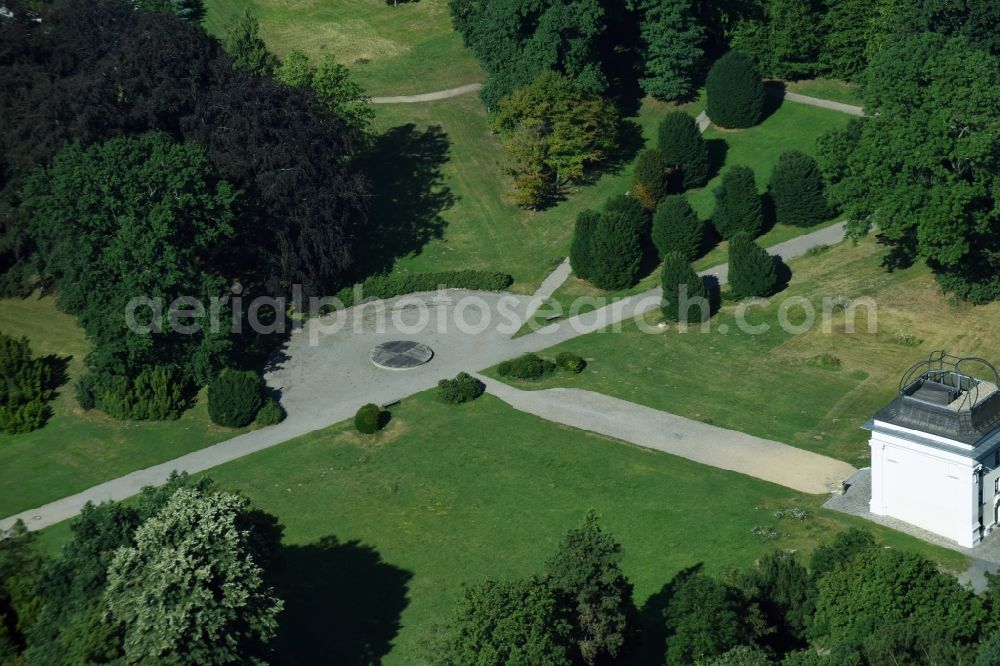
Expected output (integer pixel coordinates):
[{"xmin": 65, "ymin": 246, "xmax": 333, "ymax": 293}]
[
  {"xmin": 0, "ymin": 296, "xmax": 250, "ymax": 517},
  {"xmin": 40, "ymin": 390, "xmax": 966, "ymax": 664},
  {"xmin": 491, "ymin": 237, "xmax": 1000, "ymax": 465},
  {"xmin": 371, "ymin": 94, "xmax": 704, "ymax": 293},
  {"xmin": 785, "ymin": 78, "xmax": 863, "ymax": 107},
  {"xmin": 202, "ymin": 0, "xmax": 484, "ymax": 96}
]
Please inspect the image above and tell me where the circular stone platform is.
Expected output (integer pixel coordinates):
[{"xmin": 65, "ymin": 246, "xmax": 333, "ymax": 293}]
[{"xmin": 370, "ymin": 340, "xmax": 434, "ymax": 370}]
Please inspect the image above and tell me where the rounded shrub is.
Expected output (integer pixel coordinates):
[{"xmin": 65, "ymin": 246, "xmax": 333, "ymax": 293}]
[
  {"xmin": 657, "ymin": 111, "xmax": 710, "ymax": 189},
  {"xmin": 207, "ymin": 368, "xmax": 263, "ymax": 428},
  {"xmin": 354, "ymin": 403, "xmax": 383, "ymax": 434},
  {"xmin": 711, "ymin": 166, "xmax": 762, "ymax": 239},
  {"xmin": 706, "ymin": 51, "xmax": 765, "ymax": 129},
  {"xmin": 631, "ymin": 148, "xmax": 669, "ymax": 210},
  {"xmin": 497, "ymin": 354, "xmax": 556, "ymax": 380},
  {"xmin": 652, "ymin": 195, "xmax": 702, "ymax": 261},
  {"xmin": 438, "ymin": 372, "xmax": 486, "ymax": 404},
  {"xmin": 588, "ymin": 195, "xmax": 644, "ymax": 291},
  {"xmin": 570, "ymin": 209, "xmax": 600, "ymax": 281},
  {"xmin": 661, "ymin": 252, "xmax": 709, "ymax": 323},
  {"xmin": 555, "ymin": 352, "xmax": 586, "ymax": 374},
  {"xmin": 769, "ymin": 150, "xmax": 830, "ymax": 227},
  {"xmin": 255, "ymin": 398, "xmax": 285, "ymax": 426},
  {"xmin": 728, "ymin": 232, "xmax": 778, "ymax": 299}
]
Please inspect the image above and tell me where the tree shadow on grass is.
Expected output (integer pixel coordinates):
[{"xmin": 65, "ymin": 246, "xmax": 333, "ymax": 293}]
[
  {"xmin": 761, "ymin": 81, "xmax": 786, "ymax": 123},
  {"xmin": 624, "ymin": 564, "xmax": 705, "ymax": 666},
  {"xmin": 772, "ymin": 255, "xmax": 792, "ymax": 294},
  {"xmin": 354, "ymin": 124, "xmax": 455, "ymax": 279},
  {"xmin": 706, "ymin": 139, "xmax": 728, "ymax": 182},
  {"xmin": 275, "ymin": 536, "xmax": 413, "ymax": 665}
]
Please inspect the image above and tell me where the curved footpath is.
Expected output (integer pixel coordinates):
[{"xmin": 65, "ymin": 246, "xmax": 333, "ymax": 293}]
[{"xmin": 1, "ymin": 223, "xmax": 851, "ymax": 532}]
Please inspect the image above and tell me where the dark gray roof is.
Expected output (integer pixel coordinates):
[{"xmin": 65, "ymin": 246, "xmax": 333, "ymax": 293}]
[{"xmin": 873, "ymin": 390, "xmax": 1000, "ymax": 445}]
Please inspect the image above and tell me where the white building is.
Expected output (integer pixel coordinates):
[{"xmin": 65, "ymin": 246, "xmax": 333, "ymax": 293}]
[{"xmin": 867, "ymin": 352, "xmax": 1000, "ymax": 548}]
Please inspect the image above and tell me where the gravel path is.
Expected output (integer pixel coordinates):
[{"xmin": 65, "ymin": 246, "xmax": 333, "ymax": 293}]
[
  {"xmin": 478, "ymin": 375, "xmax": 856, "ymax": 494},
  {"xmin": 371, "ymin": 82, "xmax": 482, "ymax": 104},
  {"xmin": 522, "ymin": 258, "xmax": 572, "ymax": 324},
  {"xmin": 773, "ymin": 89, "xmax": 864, "ymax": 117},
  {"xmin": 0, "ymin": 197, "xmax": 850, "ymax": 533}
]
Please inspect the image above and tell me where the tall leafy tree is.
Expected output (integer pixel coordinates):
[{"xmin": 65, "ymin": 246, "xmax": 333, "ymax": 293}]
[
  {"xmin": 449, "ymin": 0, "xmax": 611, "ymax": 112},
  {"xmin": 737, "ymin": 551, "xmax": 813, "ymax": 652},
  {"xmin": 105, "ymin": 487, "xmax": 283, "ymax": 665},
  {"xmin": 818, "ymin": 33, "xmax": 1000, "ymax": 303},
  {"xmin": 0, "ymin": 521, "xmax": 44, "ymax": 662},
  {"xmin": 543, "ymin": 513, "xmax": 637, "ymax": 664},
  {"xmin": 706, "ymin": 51, "xmax": 765, "ymax": 129},
  {"xmin": 730, "ymin": 0, "xmax": 825, "ymax": 79},
  {"xmin": 434, "ymin": 578, "xmax": 572, "ymax": 666},
  {"xmin": 712, "ymin": 166, "xmax": 762, "ymax": 239},
  {"xmin": 276, "ymin": 50, "xmax": 374, "ymax": 141},
  {"xmin": 138, "ymin": 0, "xmax": 205, "ymax": 22},
  {"xmin": 821, "ymin": 0, "xmax": 882, "ymax": 80},
  {"xmin": 634, "ymin": 0, "xmax": 704, "ymax": 101},
  {"xmin": 20, "ymin": 134, "xmax": 236, "ymax": 400},
  {"xmin": 662, "ymin": 571, "xmax": 761, "ymax": 665},
  {"xmin": 222, "ymin": 8, "xmax": 277, "ymax": 75},
  {"xmin": 657, "ymin": 111, "xmax": 710, "ymax": 189},
  {"xmin": 494, "ymin": 71, "xmax": 618, "ymax": 208},
  {"xmin": 811, "ymin": 548, "xmax": 985, "ymax": 656}
]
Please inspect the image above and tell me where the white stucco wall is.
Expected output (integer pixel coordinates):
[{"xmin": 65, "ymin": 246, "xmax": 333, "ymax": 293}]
[{"xmin": 869, "ymin": 426, "xmax": 981, "ymax": 547}]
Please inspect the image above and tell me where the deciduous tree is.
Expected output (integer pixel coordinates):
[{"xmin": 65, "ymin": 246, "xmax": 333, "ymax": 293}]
[
  {"xmin": 634, "ymin": 0, "xmax": 703, "ymax": 101},
  {"xmin": 631, "ymin": 148, "xmax": 669, "ymax": 210},
  {"xmin": 818, "ymin": 33, "xmax": 1000, "ymax": 303}
]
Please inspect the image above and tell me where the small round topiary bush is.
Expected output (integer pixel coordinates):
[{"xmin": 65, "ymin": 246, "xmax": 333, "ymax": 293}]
[
  {"xmin": 631, "ymin": 148, "xmax": 669, "ymax": 210},
  {"xmin": 660, "ymin": 252, "xmax": 709, "ymax": 323},
  {"xmin": 711, "ymin": 166, "xmax": 762, "ymax": 240},
  {"xmin": 438, "ymin": 372, "xmax": 486, "ymax": 404},
  {"xmin": 706, "ymin": 51, "xmax": 765, "ymax": 129},
  {"xmin": 728, "ymin": 232, "xmax": 778, "ymax": 299},
  {"xmin": 255, "ymin": 398, "xmax": 285, "ymax": 426},
  {"xmin": 768, "ymin": 150, "xmax": 830, "ymax": 227},
  {"xmin": 497, "ymin": 354, "xmax": 556, "ymax": 380},
  {"xmin": 208, "ymin": 369, "xmax": 263, "ymax": 428},
  {"xmin": 354, "ymin": 403, "xmax": 383, "ymax": 434},
  {"xmin": 570, "ymin": 209, "xmax": 600, "ymax": 281},
  {"xmin": 556, "ymin": 352, "xmax": 586, "ymax": 374}
]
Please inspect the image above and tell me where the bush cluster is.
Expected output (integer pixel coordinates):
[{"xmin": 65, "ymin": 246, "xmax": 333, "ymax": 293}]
[
  {"xmin": 99, "ymin": 366, "xmax": 187, "ymax": 421},
  {"xmin": 255, "ymin": 398, "xmax": 285, "ymax": 426},
  {"xmin": 208, "ymin": 369, "xmax": 264, "ymax": 428},
  {"xmin": 354, "ymin": 403, "xmax": 384, "ymax": 434},
  {"xmin": 438, "ymin": 372, "xmax": 486, "ymax": 404},
  {"xmin": 498, "ymin": 354, "xmax": 556, "ymax": 380},
  {"xmin": 555, "ymin": 352, "xmax": 586, "ymax": 374},
  {"xmin": 0, "ymin": 332, "xmax": 54, "ymax": 434},
  {"xmin": 337, "ymin": 271, "xmax": 514, "ymax": 308},
  {"xmin": 706, "ymin": 51, "xmax": 766, "ymax": 129}
]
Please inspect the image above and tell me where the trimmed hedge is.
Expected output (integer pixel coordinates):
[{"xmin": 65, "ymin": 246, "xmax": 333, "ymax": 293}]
[
  {"xmin": 570, "ymin": 209, "xmax": 601, "ymax": 281},
  {"xmin": 712, "ymin": 166, "xmax": 763, "ymax": 240},
  {"xmin": 255, "ymin": 398, "xmax": 285, "ymax": 426},
  {"xmin": 728, "ymin": 232, "xmax": 778, "ymax": 299},
  {"xmin": 556, "ymin": 352, "xmax": 586, "ymax": 374},
  {"xmin": 769, "ymin": 150, "xmax": 830, "ymax": 227},
  {"xmin": 354, "ymin": 403, "xmax": 383, "ymax": 434},
  {"xmin": 588, "ymin": 195, "xmax": 645, "ymax": 291},
  {"xmin": 661, "ymin": 252, "xmax": 709, "ymax": 323},
  {"xmin": 657, "ymin": 111, "xmax": 710, "ymax": 189},
  {"xmin": 0, "ymin": 332, "xmax": 54, "ymax": 434},
  {"xmin": 336, "ymin": 270, "xmax": 514, "ymax": 308},
  {"xmin": 208, "ymin": 368, "xmax": 263, "ymax": 428},
  {"xmin": 631, "ymin": 148, "xmax": 669, "ymax": 210},
  {"xmin": 652, "ymin": 195, "xmax": 702, "ymax": 261},
  {"xmin": 498, "ymin": 354, "xmax": 556, "ymax": 380},
  {"xmin": 706, "ymin": 51, "xmax": 765, "ymax": 129},
  {"xmin": 438, "ymin": 372, "xmax": 486, "ymax": 404}
]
